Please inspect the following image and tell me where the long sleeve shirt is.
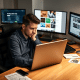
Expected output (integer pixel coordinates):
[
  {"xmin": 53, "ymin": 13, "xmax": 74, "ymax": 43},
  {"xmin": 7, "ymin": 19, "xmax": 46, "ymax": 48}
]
[{"xmin": 8, "ymin": 28, "xmax": 42, "ymax": 67}]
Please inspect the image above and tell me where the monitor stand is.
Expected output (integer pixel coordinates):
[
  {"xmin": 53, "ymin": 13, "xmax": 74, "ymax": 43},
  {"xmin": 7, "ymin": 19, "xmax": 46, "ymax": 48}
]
[{"xmin": 39, "ymin": 33, "xmax": 58, "ymax": 42}]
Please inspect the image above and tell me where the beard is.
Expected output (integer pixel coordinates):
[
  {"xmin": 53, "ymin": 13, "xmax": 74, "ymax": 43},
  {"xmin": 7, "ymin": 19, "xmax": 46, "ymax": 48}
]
[{"xmin": 24, "ymin": 30, "xmax": 32, "ymax": 38}]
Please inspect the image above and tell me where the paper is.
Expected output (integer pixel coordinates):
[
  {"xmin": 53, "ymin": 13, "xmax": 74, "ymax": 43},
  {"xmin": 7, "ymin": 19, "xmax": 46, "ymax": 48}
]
[
  {"xmin": 63, "ymin": 54, "xmax": 80, "ymax": 59},
  {"xmin": 5, "ymin": 72, "xmax": 32, "ymax": 80},
  {"xmin": 68, "ymin": 59, "xmax": 80, "ymax": 64}
]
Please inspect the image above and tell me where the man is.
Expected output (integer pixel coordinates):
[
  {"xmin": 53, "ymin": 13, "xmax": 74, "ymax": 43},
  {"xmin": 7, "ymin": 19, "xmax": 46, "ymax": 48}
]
[{"xmin": 8, "ymin": 13, "xmax": 42, "ymax": 68}]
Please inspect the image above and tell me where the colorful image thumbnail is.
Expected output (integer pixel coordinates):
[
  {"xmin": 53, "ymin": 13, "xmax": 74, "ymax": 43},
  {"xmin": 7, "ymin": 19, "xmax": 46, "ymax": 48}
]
[
  {"xmin": 41, "ymin": 18, "xmax": 45, "ymax": 23},
  {"xmin": 51, "ymin": 19, "xmax": 56, "ymax": 24},
  {"xmin": 40, "ymin": 23, "xmax": 45, "ymax": 27},
  {"xmin": 51, "ymin": 24, "xmax": 55, "ymax": 28},
  {"xmin": 46, "ymin": 24, "xmax": 50, "ymax": 28},
  {"xmin": 51, "ymin": 19, "xmax": 56, "ymax": 28},
  {"xmin": 41, "ymin": 11, "xmax": 48, "ymax": 17},
  {"xmin": 48, "ymin": 11, "xmax": 56, "ymax": 18},
  {"xmin": 46, "ymin": 18, "xmax": 51, "ymax": 23}
]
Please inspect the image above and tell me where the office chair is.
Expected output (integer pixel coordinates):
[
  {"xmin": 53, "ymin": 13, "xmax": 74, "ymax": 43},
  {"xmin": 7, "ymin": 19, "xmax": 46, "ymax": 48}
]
[{"xmin": 0, "ymin": 23, "xmax": 21, "ymax": 73}]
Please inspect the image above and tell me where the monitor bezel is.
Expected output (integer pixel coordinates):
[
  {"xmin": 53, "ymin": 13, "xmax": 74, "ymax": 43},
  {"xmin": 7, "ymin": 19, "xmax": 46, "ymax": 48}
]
[
  {"xmin": 68, "ymin": 12, "xmax": 80, "ymax": 39},
  {"xmin": 34, "ymin": 9, "xmax": 67, "ymax": 35},
  {"xmin": 1, "ymin": 9, "xmax": 26, "ymax": 24}
]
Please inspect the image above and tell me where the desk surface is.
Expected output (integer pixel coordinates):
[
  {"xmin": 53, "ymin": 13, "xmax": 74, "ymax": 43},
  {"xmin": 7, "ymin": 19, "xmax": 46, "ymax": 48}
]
[{"xmin": 0, "ymin": 41, "xmax": 80, "ymax": 80}]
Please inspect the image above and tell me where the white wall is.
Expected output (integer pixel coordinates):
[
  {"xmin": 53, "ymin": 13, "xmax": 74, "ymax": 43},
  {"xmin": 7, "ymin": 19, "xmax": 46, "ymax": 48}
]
[
  {"xmin": 18, "ymin": 0, "xmax": 43, "ymax": 14},
  {"xmin": 18, "ymin": 0, "xmax": 32, "ymax": 14},
  {"xmin": 0, "ymin": 0, "xmax": 4, "ymax": 9},
  {"xmin": 3, "ymin": 0, "xmax": 14, "ymax": 9},
  {"xmin": 32, "ymin": 0, "xmax": 43, "ymax": 13},
  {"xmin": 0, "ymin": 0, "xmax": 4, "ymax": 25},
  {"xmin": 43, "ymin": 0, "xmax": 80, "ymax": 42}
]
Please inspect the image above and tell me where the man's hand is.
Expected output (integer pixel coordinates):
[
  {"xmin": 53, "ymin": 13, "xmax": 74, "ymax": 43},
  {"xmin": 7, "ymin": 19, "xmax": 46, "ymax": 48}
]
[
  {"xmin": 31, "ymin": 30, "xmax": 37, "ymax": 41},
  {"xmin": 31, "ymin": 33, "xmax": 37, "ymax": 41},
  {"xmin": 31, "ymin": 28, "xmax": 37, "ymax": 41}
]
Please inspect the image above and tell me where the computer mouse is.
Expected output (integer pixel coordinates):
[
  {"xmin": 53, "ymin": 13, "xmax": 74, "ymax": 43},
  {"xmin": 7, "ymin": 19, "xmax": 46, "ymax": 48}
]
[{"xmin": 76, "ymin": 50, "xmax": 80, "ymax": 53}]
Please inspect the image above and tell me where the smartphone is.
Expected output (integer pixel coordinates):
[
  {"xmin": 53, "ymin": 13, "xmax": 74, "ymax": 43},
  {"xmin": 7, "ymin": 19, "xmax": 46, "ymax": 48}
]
[{"xmin": 16, "ymin": 69, "xmax": 28, "ymax": 76}]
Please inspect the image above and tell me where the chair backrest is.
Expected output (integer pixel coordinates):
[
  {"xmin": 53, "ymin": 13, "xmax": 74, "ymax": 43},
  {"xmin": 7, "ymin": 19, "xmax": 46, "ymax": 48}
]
[
  {"xmin": 0, "ymin": 23, "xmax": 21, "ymax": 67},
  {"xmin": 0, "ymin": 23, "xmax": 21, "ymax": 38}
]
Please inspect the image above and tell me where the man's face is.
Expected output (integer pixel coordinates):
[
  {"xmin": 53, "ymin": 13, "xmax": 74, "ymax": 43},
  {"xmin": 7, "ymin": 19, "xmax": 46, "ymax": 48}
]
[{"xmin": 23, "ymin": 22, "xmax": 38, "ymax": 38}]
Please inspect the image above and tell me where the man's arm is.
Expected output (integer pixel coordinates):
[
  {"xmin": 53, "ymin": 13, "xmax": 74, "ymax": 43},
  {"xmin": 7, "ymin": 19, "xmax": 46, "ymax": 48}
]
[
  {"xmin": 34, "ymin": 35, "xmax": 42, "ymax": 45},
  {"xmin": 31, "ymin": 35, "xmax": 42, "ymax": 46},
  {"xmin": 9, "ymin": 35, "xmax": 32, "ymax": 67}
]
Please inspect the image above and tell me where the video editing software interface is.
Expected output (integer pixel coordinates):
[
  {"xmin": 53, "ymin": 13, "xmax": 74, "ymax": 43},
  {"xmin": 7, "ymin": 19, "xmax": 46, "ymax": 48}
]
[
  {"xmin": 69, "ymin": 12, "xmax": 80, "ymax": 39},
  {"xmin": 34, "ymin": 9, "xmax": 67, "ymax": 34},
  {"xmin": 1, "ymin": 9, "xmax": 26, "ymax": 24}
]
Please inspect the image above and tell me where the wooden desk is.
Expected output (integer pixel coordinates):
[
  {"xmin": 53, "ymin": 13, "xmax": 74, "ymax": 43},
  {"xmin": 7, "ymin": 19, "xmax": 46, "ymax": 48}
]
[{"xmin": 0, "ymin": 43, "xmax": 80, "ymax": 80}]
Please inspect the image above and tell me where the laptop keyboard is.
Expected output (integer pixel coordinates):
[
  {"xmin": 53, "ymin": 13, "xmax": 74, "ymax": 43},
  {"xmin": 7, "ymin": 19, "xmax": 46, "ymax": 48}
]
[{"xmin": 64, "ymin": 44, "xmax": 76, "ymax": 54}]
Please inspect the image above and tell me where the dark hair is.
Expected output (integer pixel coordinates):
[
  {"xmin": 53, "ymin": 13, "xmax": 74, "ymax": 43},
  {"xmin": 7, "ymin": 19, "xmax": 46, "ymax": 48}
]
[{"xmin": 23, "ymin": 13, "xmax": 40, "ymax": 26}]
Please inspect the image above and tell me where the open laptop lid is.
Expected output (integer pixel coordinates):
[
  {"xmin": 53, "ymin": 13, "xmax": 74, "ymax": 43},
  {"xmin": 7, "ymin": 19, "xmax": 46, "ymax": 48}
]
[{"xmin": 31, "ymin": 39, "xmax": 67, "ymax": 70}]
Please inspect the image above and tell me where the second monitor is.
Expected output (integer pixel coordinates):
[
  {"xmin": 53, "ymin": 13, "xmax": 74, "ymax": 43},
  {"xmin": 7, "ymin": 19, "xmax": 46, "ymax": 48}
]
[
  {"xmin": 1, "ymin": 9, "xmax": 26, "ymax": 24},
  {"xmin": 34, "ymin": 9, "xmax": 67, "ymax": 35},
  {"xmin": 69, "ymin": 12, "xmax": 80, "ymax": 40}
]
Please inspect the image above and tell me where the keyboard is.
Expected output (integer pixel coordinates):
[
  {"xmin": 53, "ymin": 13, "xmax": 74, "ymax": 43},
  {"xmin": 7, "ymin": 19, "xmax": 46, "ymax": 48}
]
[
  {"xmin": 39, "ymin": 38, "xmax": 52, "ymax": 42},
  {"xmin": 64, "ymin": 44, "xmax": 76, "ymax": 54}
]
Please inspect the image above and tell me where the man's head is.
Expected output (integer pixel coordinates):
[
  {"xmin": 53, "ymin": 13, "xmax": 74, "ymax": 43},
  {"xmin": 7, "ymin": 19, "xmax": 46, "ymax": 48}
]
[{"xmin": 21, "ymin": 13, "xmax": 40, "ymax": 39}]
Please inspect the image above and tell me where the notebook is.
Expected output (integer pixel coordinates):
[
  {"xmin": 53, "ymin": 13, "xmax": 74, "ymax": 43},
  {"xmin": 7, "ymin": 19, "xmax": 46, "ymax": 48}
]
[{"xmin": 29, "ymin": 39, "xmax": 67, "ymax": 70}]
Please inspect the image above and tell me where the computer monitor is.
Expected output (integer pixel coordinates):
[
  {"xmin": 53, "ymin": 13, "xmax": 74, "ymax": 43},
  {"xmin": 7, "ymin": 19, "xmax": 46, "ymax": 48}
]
[
  {"xmin": 69, "ymin": 12, "xmax": 80, "ymax": 40},
  {"xmin": 34, "ymin": 9, "xmax": 67, "ymax": 35},
  {"xmin": 69, "ymin": 12, "xmax": 80, "ymax": 53},
  {"xmin": 1, "ymin": 9, "xmax": 26, "ymax": 24}
]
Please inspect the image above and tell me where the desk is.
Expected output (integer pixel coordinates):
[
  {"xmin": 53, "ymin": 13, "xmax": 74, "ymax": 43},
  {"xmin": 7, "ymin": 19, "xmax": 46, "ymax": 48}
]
[{"xmin": 0, "ymin": 43, "xmax": 80, "ymax": 80}]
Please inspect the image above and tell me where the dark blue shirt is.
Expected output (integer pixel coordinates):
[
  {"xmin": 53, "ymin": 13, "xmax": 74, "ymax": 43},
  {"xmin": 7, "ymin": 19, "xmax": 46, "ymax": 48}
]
[{"xmin": 9, "ymin": 28, "xmax": 42, "ymax": 67}]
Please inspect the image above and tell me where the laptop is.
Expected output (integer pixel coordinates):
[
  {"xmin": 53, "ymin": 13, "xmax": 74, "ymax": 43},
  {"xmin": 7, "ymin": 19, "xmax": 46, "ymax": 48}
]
[{"xmin": 29, "ymin": 39, "xmax": 67, "ymax": 70}]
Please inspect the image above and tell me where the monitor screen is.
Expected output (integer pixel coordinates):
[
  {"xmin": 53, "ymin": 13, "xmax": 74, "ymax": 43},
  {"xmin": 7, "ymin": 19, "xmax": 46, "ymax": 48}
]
[
  {"xmin": 1, "ymin": 9, "xmax": 26, "ymax": 24},
  {"xmin": 34, "ymin": 9, "xmax": 67, "ymax": 34},
  {"xmin": 69, "ymin": 12, "xmax": 80, "ymax": 39}
]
